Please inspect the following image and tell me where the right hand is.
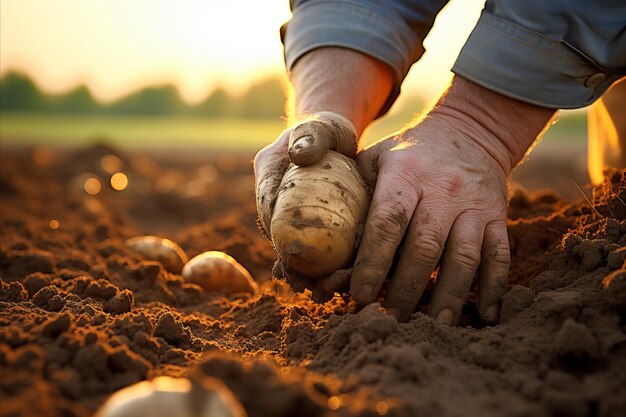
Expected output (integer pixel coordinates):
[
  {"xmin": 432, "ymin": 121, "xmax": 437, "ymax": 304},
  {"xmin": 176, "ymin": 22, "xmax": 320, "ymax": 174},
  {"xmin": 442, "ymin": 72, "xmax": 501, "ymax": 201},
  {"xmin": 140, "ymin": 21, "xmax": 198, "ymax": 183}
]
[{"xmin": 253, "ymin": 111, "xmax": 359, "ymax": 299}]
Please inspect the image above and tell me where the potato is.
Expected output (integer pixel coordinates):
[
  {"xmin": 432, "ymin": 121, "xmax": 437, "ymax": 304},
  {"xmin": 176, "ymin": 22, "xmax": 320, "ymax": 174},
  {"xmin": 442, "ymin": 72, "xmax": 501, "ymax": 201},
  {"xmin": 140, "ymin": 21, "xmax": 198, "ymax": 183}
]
[
  {"xmin": 126, "ymin": 236, "xmax": 189, "ymax": 274},
  {"xmin": 94, "ymin": 376, "xmax": 246, "ymax": 417},
  {"xmin": 270, "ymin": 150, "xmax": 370, "ymax": 279},
  {"xmin": 182, "ymin": 251, "xmax": 258, "ymax": 294}
]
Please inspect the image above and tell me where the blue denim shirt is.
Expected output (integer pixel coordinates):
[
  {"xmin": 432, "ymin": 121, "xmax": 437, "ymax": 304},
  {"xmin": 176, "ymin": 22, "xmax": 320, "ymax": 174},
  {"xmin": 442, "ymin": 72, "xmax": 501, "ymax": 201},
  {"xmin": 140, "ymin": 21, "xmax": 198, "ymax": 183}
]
[{"xmin": 281, "ymin": 0, "xmax": 626, "ymax": 112}]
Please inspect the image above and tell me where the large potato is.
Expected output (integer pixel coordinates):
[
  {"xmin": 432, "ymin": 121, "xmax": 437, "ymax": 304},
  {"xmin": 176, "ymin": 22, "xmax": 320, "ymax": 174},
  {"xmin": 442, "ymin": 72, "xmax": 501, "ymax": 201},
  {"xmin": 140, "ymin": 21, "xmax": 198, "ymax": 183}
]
[{"xmin": 270, "ymin": 151, "xmax": 370, "ymax": 279}]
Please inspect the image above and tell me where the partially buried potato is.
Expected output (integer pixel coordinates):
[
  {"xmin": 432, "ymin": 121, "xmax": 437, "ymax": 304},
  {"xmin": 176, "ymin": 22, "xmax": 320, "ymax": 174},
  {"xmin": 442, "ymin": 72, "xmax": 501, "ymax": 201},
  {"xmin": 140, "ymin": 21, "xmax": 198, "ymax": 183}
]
[
  {"xmin": 126, "ymin": 236, "xmax": 189, "ymax": 274},
  {"xmin": 94, "ymin": 376, "xmax": 247, "ymax": 417},
  {"xmin": 182, "ymin": 251, "xmax": 258, "ymax": 294},
  {"xmin": 270, "ymin": 150, "xmax": 370, "ymax": 280}
]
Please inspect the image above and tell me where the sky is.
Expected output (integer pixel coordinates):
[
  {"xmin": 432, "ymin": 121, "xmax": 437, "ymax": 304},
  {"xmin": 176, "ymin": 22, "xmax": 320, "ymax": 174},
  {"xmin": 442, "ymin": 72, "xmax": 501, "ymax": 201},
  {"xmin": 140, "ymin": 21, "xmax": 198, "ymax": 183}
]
[{"xmin": 0, "ymin": 0, "xmax": 485, "ymax": 105}]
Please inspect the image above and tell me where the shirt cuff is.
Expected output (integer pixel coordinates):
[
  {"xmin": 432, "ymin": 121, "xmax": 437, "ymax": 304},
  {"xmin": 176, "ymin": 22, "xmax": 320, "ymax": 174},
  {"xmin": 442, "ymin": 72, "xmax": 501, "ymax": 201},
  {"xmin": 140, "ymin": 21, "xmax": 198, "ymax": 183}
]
[
  {"xmin": 452, "ymin": 11, "xmax": 626, "ymax": 109},
  {"xmin": 282, "ymin": 0, "xmax": 423, "ymax": 116}
]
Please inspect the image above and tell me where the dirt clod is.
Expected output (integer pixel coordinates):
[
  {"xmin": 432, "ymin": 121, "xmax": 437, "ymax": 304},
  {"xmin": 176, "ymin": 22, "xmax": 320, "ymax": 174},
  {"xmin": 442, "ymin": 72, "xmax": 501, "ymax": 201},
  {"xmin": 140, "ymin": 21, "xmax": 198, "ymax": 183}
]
[
  {"xmin": 1, "ymin": 146, "xmax": 625, "ymax": 417},
  {"xmin": 553, "ymin": 318, "xmax": 601, "ymax": 360},
  {"xmin": 155, "ymin": 313, "xmax": 190, "ymax": 346},
  {"xmin": 41, "ymin": 313, "xmax": 73, "ymax": 338},
  {"xmin": 104, "ymin": 290, "xmax": 134, "ymax": 315}
]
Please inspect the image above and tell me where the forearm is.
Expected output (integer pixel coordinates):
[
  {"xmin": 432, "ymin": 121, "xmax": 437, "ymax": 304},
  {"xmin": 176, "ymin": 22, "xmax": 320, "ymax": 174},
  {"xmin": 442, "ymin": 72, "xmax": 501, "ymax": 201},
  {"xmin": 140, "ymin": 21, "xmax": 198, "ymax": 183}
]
[
  {"xmin": 427, "ymin": 75, "xmax": 557, "ymax": 173},
  {"xmin": 289, "ymin": 47, "xmax": 394, "ymax": 137}
]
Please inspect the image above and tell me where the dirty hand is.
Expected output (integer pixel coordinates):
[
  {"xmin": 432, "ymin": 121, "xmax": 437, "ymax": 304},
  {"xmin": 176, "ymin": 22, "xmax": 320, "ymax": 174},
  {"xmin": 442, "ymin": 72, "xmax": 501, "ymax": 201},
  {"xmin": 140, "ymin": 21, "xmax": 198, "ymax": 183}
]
[
  {"xmin": 253, "ymin": 111, "xmax": 360, "ymax": 298},
  {"xmin": 351, "ymin": 76, "xmax": 555, "ymax": 325},
  {"xmin": 353, "ymin": 117, "xmax": 509, "ymax": 325}
]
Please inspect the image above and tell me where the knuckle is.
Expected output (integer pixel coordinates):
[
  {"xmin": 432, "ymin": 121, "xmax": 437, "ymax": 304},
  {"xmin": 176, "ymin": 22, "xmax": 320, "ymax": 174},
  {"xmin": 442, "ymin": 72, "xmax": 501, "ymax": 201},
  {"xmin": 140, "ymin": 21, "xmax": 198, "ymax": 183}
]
[
  {"xmin": 453, "ymin": 240, "xmax": 482, "ymax": 269},
  {"xmin": 355, "ymin": 258, "xmax": 389, "ymax": 280},
  {"xmin": 370, "ymin": 217, "xmax": 402, "ymax": 246},
  {"xmin": 489, "ymin": 242, "xmax": 511, "ymax": 268},
  {"xmin": 368, "ymin": 204, "xmax": 409, "ymax": 246},
  {"xmin": 437, "ymin": 170, "xmax": 465, "ymax": 197},
  {"xmin": 386, "ymin": 159, "xmax": 421, "ymax": 185},
  {"xmin": 412, "ymin": 229, "xmax": 444, "ymax": 264}
]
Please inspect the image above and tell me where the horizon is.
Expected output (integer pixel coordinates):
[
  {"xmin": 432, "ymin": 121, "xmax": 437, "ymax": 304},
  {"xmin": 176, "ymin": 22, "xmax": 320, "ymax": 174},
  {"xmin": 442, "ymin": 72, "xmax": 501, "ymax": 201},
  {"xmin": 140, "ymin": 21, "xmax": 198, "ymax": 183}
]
[
  {"xmin": 0, "ymin": 0, "xmax": 486, "ymax": 107},
  {"xmin": 0, "ymin": 69, "xmax": 286, "ymax": 105}
]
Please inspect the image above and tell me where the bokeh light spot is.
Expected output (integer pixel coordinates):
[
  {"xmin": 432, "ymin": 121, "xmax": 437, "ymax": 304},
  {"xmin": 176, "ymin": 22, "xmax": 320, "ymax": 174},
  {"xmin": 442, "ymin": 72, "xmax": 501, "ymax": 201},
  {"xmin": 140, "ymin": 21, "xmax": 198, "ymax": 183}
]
[
  {"xmin": 327, "ymin": 396, "xmax": 341, "ymax": 410},
  {"xmin": 84, "ymin": 177, "xmax": 102, "ymax": 195},
  {"xmin": 217, "ymin": 153, "xmax": 238, "ymax": 173},
  {"xmin": 49, "ymin": 219, "xmax": 59, "ymax": 230},
  {"xmin": 156, "ymin": 170, "xmax": 184, "ymax": 193},
  {"xmin": 33, "ymin": 148, "xmax": 54, "ymax": 167},
  {"xmin": 111, "ymin": 172, "xmax": 129, "ymax": 191},
  {"xmin": 101, "ymin": 154, "xmax": 123, "ymax": 174},
  {"xmin": 376, "ymin": 401, "xmax": 389, "ymax": 416},
  {"xmin": 198, "ymin": 164, "xmax": 218, "ymax": 183},
  {"xmin": 179, "ymin": 180, "xmax": 206, "ymax": 199}
]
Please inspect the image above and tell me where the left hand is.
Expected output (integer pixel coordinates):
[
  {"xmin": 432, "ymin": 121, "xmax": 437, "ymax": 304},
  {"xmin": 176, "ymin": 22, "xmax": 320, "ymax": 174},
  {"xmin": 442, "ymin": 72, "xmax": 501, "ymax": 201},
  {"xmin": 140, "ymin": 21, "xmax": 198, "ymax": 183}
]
[{"xmin": 254, "ymin": 111, "xmax": 360, "ymax": 301}]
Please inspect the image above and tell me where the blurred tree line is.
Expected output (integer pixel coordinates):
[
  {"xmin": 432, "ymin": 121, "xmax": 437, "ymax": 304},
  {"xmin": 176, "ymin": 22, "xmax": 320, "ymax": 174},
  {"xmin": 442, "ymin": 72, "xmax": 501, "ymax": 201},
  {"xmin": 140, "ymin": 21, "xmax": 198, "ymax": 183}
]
[{"xmin": 0, "ymin": 71, "xmax": 286, "ymax": 119}]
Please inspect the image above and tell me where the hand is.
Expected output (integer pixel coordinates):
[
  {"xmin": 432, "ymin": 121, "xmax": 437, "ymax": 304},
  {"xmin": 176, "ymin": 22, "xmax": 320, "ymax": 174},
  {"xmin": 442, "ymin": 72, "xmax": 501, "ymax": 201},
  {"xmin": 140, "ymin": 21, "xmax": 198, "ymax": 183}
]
[
  {"xmin": 350, "ymin": 76, "xmax": 555, "ymax": 325},
  {"xmin": 254, "ymin": 111, "xmax": 360, "ymax": 299},
  {"xmin": 253, "ymin": 47, "xmax": 393, "ymax": 300},
  {"xmin": 353, "ymin": 116, "xmax": 509, "ymax": 324}
]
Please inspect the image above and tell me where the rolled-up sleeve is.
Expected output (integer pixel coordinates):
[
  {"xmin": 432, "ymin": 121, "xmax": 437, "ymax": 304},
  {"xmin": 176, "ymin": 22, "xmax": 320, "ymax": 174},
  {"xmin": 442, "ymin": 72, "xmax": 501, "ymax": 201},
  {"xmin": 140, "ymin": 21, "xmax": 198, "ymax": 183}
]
[
  {"xmin": 453, "ymin": 1, "xmax": 626, "ymax": 109},
  {"xmin": 281, "ymin": 0, "xmax": 449, "ymax": 115}
]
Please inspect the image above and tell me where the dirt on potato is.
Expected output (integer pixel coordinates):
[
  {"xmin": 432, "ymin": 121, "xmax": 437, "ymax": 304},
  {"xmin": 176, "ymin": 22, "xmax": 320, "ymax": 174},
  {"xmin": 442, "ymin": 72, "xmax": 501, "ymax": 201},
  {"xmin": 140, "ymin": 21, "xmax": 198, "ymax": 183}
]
[{"xmin": 1, "ymin": 144, "xmax": 625, "ymax": 417}]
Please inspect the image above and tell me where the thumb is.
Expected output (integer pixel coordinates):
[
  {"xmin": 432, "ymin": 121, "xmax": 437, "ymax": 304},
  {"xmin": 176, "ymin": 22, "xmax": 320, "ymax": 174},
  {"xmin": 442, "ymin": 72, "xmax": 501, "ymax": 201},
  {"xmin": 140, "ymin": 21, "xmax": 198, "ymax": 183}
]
[{"xmin": 288, "ymin": 111, "xmax": 358, "ymax": 166}]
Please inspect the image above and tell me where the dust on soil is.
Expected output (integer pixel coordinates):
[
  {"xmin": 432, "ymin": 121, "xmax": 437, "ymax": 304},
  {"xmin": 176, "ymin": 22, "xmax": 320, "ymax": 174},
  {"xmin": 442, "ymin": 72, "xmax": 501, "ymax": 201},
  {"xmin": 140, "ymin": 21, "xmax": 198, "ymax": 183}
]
[{"xmin": 1, "ymin": 145, "xmax": 625, "ymax": 417}]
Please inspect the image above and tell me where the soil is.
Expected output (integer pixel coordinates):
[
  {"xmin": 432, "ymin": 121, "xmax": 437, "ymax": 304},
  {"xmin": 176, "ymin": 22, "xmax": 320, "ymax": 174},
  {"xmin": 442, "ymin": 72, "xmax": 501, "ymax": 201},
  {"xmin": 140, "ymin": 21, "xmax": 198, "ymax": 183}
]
[{"xmin": 1, "ymin": 144, "xmax": 625, "ymax": 417}]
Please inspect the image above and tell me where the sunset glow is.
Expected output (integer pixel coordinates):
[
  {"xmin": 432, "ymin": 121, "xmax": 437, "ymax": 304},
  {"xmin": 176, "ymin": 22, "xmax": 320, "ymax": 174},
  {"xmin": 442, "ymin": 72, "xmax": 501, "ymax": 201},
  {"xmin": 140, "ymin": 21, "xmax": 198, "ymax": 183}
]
[
  {"xmin": 0, "ymin": 0, "xmax": 485, "ymax": 105},
  {"xmin": 1, "ymin": 0, "xmax": 292, "ymax": 103},
  {"xmin": 110, "ymin": 172, "xmax": 129, "ymax": 191},
  {"xmin": 588, "ymin": 98, "xmax": 620, "ymax": 184}
]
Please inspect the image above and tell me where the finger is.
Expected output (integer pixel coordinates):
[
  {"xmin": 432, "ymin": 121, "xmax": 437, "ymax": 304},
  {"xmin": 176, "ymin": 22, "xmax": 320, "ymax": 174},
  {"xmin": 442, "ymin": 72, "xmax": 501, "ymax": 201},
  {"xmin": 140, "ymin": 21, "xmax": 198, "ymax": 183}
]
[
  {"xmin": 383, "ymin": 201, "xmax": 455, "ymax": 321},
  {"xmin": 429, "ymin": 213, "xmax": 484, "ymax": 325},
  {"xmin": 477, "ymin": 220, "xmax": 510, "ymax": 324},
  {"xmin": 288, "ymin": 112, "xmax": 357, "ymax": 166},
  {"xmin": 350, "ymin": 168, "xmax": 419, "ymax": 304},
  {"xmin": 254, "ymin": 132, "xmax": 290, "ymax": 237}
]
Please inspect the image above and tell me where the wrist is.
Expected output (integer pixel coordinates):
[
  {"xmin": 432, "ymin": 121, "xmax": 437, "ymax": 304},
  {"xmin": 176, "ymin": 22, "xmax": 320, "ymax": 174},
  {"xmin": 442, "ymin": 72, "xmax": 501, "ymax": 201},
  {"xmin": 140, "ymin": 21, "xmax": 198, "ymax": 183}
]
[
  {"xmin": 429, "ymin": 76, "xmax": 556, "ymax": 172},
  {"xmin": 290, "ymin": 47, "xmax": 394, "ymax": 137}
]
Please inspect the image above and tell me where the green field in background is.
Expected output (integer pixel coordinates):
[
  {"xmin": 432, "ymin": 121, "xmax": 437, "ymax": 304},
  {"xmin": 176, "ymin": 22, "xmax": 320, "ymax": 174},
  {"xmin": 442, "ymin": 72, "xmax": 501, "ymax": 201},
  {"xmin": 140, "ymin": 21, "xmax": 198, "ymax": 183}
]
[
  {"xmin": 0, "ymin": 110, "xmax": 587, "ymax": 152},
  {"xmin": 0, "ymin": 113, "xmax": 286, "ymax": 151}
]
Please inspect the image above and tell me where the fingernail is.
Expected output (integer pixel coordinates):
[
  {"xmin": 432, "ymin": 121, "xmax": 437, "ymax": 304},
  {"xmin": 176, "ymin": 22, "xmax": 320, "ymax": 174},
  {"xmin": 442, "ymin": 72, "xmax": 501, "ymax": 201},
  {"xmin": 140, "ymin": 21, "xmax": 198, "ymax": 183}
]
[
  {"xmin": 353, "ymin": 284, "xmax": 374, "ymax": 304},
  {"xmin": 291, "ymin": 135, "xmax": 314, "ymax": 152},
  {"xmin": 436, "ymin": 308, "xmax": 454, "ymax": 325},
  {"xmin": 484, "ymin": 304, "xmax": 500, "ymax": 323}
]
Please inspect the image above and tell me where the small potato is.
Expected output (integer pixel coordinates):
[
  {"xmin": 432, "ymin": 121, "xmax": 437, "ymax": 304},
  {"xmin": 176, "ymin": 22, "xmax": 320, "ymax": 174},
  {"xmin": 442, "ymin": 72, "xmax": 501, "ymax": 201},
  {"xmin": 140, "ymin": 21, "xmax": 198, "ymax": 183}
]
[
  {"xmin": 94, "ymin": 376, "xmax": 247, "ymax": 417},
  {"xmin": 270, "ymin": 151, "xmax": 370, "ymax": 280},
  {"xmin": 182, "ymin": 251, "xmax": 258, "ymax": 294},
  {"xmin": 126, "ymin": 236, "xmax": 189, "ymax": 274}
]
